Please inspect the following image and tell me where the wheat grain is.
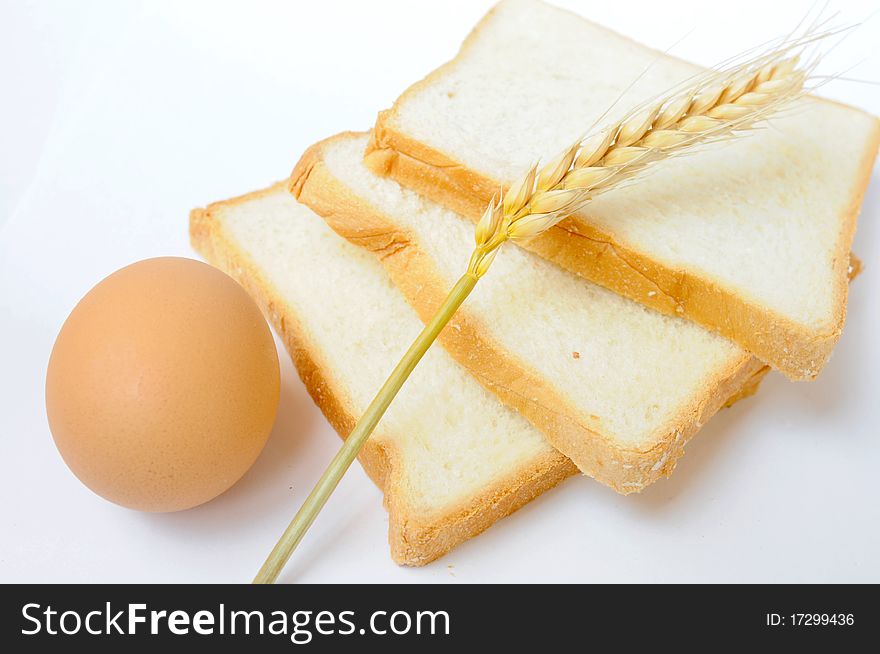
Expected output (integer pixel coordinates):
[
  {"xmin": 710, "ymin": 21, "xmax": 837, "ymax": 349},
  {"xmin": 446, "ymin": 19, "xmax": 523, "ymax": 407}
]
[{"xmin": 466, "ymin": 32, "xmax": 830, "ymax": 279}]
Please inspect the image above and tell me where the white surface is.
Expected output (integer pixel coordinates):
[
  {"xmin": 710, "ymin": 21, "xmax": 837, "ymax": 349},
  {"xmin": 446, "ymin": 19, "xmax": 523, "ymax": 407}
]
[{"xmin": 1, "ymin": 0, "xmax": 878, "ymax": 584}]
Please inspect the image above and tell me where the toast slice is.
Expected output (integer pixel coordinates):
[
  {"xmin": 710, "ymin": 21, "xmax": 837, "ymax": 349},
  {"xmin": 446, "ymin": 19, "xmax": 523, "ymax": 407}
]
[
  {"xmin": 365, "ymin": 0, "xmax": 880, "ymax": 380},
  {"xmin": 292, "ymin": 132, "xmax": 770, "ymax": 491},
  {"xmin": 190, "ymin": 182, "xmax": 765, "ymax": 564},
  {"xmin": 190, "ymin": 185, "xmax": 575, "ymax": 565}
]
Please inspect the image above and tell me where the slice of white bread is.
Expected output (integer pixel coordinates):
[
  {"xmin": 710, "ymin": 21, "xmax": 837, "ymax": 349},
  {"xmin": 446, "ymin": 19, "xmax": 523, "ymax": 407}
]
[
  {"xmin": 190, "ymin": 185, "xmax": 575, "ymax": 565},
  {"xmin": 190, "ymin": 181, "xmax": 766, "ymax": 564},
  {"xmin": 291, "ymin": 132, "xmax": 771, "ymax": 492},
  {"xmin": 365, "ymin": 0, "xmax": 880, "ymax": 381}
]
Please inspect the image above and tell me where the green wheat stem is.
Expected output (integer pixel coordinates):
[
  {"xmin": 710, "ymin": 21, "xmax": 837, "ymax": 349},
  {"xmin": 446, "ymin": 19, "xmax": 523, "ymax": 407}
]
[{"xmin": 253, "ymin": 271, "xmax": 480, "ymax": 584}]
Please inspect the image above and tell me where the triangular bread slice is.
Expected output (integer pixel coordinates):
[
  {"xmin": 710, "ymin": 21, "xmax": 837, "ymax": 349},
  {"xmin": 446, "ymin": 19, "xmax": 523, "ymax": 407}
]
[
  {"xmin": 292, "ymin": 132, "xmax": 770, "ymax": 492},
  {"xmin": 365, "ymin": 0, "xmax": 880, "ymax": 380},
  {"xmin": 190, "ymin": 181, "xmax": 765, "ymax": 564}
]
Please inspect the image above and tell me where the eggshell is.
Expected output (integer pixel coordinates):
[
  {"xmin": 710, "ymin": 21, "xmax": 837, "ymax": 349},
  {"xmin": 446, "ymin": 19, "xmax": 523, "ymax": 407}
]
[{"xmin": 46, "ymin": 257, "xmax": 280, "ymax": 512}]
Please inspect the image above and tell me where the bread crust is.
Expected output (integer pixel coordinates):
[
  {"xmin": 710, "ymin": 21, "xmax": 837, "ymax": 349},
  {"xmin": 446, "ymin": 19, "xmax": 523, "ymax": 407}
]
[
  {"xmin": 363, "ymin": 2, "xmax": 880, "ymax": 382},
  {"xmin": 291, "ymin": 133, "xmax": 769, "ymax": 494},
  {"xmin": 190, "ymin": 184, "xmax": 583, "ymax": 566}
]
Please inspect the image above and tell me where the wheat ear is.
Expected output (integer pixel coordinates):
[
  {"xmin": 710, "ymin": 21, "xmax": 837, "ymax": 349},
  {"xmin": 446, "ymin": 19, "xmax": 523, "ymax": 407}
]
[
  {"xmin": 255, "ymin": 30, "xmax": 832, "ymax": 583},
  {"xmin": 467, "ymin": 40, "xmax": 823, "ymax": 277}
]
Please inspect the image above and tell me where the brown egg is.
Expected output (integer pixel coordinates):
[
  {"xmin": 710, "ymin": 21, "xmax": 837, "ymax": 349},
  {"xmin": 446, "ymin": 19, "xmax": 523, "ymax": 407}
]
[{"xmin": 46, "ymin": 257, "xmax": 280, "ymax": 512}]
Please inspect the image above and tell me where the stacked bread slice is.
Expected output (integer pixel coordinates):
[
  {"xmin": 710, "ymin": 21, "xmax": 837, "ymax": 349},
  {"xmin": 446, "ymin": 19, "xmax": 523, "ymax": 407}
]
[
  {"xmin": 292, "ymin": 133, "xmax": 773, "ymax": 491},
  {"xmin": 190, "ymin": 0, "xmax": 876, "ymax": 564},
  {"xmin": 191, "ymin": 186, "xmax": 576, "ymax": 565},
  {"xmin": 366, "ymin": 0, "xmax": 880, "ymax": 381}
]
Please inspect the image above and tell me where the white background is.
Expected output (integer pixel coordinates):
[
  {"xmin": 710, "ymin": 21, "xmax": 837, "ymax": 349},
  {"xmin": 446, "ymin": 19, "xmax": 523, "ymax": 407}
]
[{"xmin": 1, "ymin": 0, "xmax": 879, "ymax": 583}]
